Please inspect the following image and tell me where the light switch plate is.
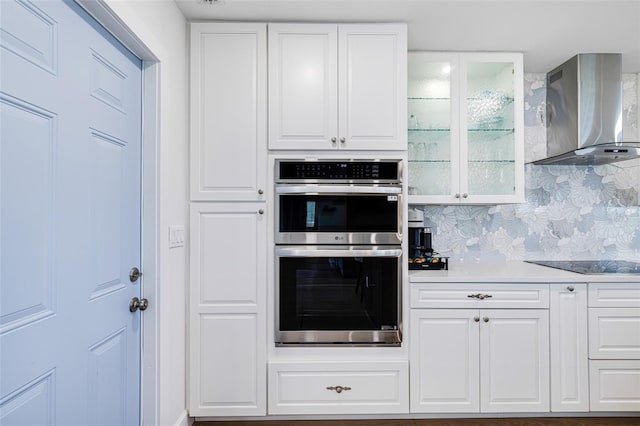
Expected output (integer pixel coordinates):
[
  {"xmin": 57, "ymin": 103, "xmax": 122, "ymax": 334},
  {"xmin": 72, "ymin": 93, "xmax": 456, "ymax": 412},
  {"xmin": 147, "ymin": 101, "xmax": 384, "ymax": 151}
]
[{"xmin": 169, "ymin": 226, "xmax": 185, "ymax": 248}]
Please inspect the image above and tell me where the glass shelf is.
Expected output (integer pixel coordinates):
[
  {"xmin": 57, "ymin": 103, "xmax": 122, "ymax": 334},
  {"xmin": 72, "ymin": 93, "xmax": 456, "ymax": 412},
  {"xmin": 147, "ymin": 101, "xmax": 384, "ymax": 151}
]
[
  {"xmin": 408, "ymin": 128, "xmax": 451, "ymax": 132},
  {"xmin": 408, "ymin": 97, "xmax": 450, "ymax": 101},
  {"xmin": 409, "ymin": 160, "xmax": 453, "ymax": 163},
  {"xmin": 468, "ymin": 128, "xmax": 514, "ymax": 133},
  {"xmin": 467, "ymin": 96, "xmax": 514, "ymax": 103}
]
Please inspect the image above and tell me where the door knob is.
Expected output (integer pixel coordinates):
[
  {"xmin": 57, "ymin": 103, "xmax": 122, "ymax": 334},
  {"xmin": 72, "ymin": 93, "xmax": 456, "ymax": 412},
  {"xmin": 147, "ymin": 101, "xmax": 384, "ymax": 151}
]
[
  {"xmin": 129, "ymin": 297, "xmax": 149, "ymax": 312},
  {"xmin": 129, "ymin": 267, "xmax": 141, "ymax": 282}
]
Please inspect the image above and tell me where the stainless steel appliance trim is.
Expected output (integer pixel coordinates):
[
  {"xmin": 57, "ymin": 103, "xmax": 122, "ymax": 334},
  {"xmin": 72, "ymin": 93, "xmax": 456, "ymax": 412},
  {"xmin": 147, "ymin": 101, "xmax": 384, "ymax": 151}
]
[
  {"xmin": 275, "ymin": 245, "xmax": 403, "ymax": 346},
  {"xmin": 275, "ymin": 185, "xmax": 402, "ymax": 194},
  {"xmin": 276, "ymin": 232, "xmax": 402, "ymax": 245},
  {"xmin": 275, "ymin": 330, "xmax": 402, "ymax": 347},
  {"xmin": 276, "ymin": 246, "xmax": 402, "ymax": 257}
]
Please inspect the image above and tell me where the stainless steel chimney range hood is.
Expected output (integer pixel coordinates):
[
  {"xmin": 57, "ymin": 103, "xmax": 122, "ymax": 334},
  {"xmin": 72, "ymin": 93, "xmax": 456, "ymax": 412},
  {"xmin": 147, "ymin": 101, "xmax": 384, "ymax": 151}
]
[{"xmin": 532, "ymin": 53, "xmax": 640, "ymax": 166}]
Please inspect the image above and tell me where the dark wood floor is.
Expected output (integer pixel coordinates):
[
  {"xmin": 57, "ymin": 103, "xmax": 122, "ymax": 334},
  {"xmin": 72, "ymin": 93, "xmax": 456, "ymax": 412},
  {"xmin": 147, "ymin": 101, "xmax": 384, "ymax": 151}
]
[{"xmin": 196, "ymin": 417, "xmax": 640, "ymax": 426}]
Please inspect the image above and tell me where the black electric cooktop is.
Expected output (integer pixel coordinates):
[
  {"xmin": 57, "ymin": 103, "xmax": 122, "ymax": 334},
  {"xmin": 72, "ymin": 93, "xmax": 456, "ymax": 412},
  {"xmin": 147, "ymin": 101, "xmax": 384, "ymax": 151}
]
[{"xmin": 526, "ymin": 260, "xmax": 640, "ymax": 275}]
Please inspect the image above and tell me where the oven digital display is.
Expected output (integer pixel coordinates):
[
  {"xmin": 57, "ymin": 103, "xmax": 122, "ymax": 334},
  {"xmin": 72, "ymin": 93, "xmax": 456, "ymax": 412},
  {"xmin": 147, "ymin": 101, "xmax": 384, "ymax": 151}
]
[{"xmin": 278, "ymin": 161, "xmax": 398, "ymax": 180}]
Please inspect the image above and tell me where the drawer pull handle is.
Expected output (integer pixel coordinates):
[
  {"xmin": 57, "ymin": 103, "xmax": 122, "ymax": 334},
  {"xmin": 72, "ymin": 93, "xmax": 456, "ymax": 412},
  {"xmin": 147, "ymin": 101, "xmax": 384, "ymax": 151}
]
[
  {"xmin": 326, "ymin": 385, "xmax": 351, "ymax": 394},
  {"xmin": 567, "ymin": 285, "xmax": 575, "ymax": 292},
  {"xmin": 467, "ymin": 293, "xmax": 493, "ymax": 300}
]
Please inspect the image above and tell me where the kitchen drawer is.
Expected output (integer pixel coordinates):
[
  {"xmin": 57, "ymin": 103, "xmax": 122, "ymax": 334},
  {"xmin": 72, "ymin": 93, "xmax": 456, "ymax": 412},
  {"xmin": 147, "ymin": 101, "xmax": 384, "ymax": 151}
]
[
  {"xmin": 589, "ymin": 283, "xmax": 640, "ymax": 308},
  {"xmin": 410, "ymin": 284, "xmax": 549, "ymax": 309},
  {"xmin": 589, "ymin": 307, "xmax": 640, "ymax": 359},
  {"xmin": 268, "ymin": 361, "xmax": 408, "ymax": 415},
  {"xmin": 589, "ymin": 360, "xmax": 640, "ymax": 411}
]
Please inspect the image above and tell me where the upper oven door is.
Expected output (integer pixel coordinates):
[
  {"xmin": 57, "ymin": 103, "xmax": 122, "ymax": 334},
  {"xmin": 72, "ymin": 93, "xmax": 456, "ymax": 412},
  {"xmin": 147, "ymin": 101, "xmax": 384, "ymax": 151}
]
[{"xmin": 275, "ymin": 185, "xmax": 402, "ymax": 245}]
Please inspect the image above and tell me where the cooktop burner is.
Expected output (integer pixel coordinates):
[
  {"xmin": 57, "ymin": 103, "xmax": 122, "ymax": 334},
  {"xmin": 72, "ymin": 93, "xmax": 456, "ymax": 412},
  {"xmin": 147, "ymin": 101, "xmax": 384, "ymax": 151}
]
[{"xmin": 527, "ymin": 260, "xmax": 640, "ymax": 274}]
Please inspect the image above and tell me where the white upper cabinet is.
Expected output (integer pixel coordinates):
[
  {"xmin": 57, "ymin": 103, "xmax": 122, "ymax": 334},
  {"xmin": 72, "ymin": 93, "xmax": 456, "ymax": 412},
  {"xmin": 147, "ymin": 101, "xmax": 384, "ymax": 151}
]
[
  {"xmin": 268, "ymin": 23, "xmax": 407, "ymax": 150},
  {"xmin": 407, "ymin": 52, "xmax": 524, "ymax": 204},
  {"xmin": 190, "ymin": 23, "xmax": 267, "ymax": 201}
]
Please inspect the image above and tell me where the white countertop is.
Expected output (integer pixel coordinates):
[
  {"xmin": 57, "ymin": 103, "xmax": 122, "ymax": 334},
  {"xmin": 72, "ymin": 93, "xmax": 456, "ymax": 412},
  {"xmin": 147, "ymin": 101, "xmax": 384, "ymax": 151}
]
[{"xmin": 409, "ymin": 260, "xmax": 640, "ymax": 283}]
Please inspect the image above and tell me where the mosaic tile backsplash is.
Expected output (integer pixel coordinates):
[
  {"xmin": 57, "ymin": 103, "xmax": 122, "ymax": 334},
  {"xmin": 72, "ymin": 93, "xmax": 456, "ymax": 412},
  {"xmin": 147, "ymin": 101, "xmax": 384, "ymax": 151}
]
[{"xmin": 412, "ymin": 73, "xmax": 640, "ymax": 262}]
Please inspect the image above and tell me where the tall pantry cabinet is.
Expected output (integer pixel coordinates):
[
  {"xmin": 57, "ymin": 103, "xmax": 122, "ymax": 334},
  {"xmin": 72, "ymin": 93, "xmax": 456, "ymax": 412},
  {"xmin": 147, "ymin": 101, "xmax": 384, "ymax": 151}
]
[{"xmin": 188, "ymin": 23, "xmax": 267, "ymax": 416}]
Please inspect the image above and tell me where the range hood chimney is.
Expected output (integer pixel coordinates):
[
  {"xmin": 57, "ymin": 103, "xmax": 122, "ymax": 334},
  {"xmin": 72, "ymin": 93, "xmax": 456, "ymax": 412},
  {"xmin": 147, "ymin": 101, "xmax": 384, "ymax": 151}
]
[{"xmin": 532, "ymin": 53, "xmax": 640, "ymax": 165}]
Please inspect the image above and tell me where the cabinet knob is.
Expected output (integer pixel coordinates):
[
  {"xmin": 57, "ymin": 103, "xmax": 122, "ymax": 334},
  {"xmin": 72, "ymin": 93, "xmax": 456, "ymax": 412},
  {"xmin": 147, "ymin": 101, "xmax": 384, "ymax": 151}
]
[
  {"xmin": 474, "ymin": 316, "xmax": 480, "ymax": 322},
  {"xmin": 455, "ymin": 193, "xmax": 461, "ymax": 199},
  {"xmin": 462, "ymin": 193, "xmax": 469, "ymax": 198},
  {"xmin": 258, "ymin": 189, "xmax": 264, "ymax": 195},
  {"xmin": 483, "ymin": 317, "xmax": 489, "ymax": 323},
  {"xmin": 331, "ymin": 137, "xmax": 337, "ymax": 143},
  {"xmin": 340, "ymin": 137, "xmax": 346, "ymax": 144},
  {"xmin": 567, "ymin": 285, "xmax": 575, "ymax": 292},
  {"xmin": 258, "ymin": 209, "xmax": 264, "ymax": 215}
]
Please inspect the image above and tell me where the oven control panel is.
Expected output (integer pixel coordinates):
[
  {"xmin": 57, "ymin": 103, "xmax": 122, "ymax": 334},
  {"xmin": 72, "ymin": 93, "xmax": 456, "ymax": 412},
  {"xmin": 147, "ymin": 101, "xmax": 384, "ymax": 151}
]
[{"xmin": 277, "ymin": 160, "xmax": 400, "ymax": 182}]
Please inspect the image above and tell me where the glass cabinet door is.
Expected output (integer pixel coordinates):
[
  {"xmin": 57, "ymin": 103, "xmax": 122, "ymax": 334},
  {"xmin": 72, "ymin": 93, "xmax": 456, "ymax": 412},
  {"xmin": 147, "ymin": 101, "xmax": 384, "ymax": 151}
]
[
  {"xmin": 407, "ymin": 52, "xmax": 524, "ymax": 204},
  {"xmin": 461, "ymin": 57, "xmax": 520, "ymax": 198},
  {"xmin": 407, "ymin": 54, "xmax": 459, "ymax": 200}
]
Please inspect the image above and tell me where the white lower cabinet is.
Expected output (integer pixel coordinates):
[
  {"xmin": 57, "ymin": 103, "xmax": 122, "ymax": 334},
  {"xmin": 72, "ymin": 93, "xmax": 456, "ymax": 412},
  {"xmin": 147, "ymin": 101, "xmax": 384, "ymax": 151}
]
[
  {"xmin": 268, "ymin": 361, "xmax": 409, "ymax": 415},
  {"xmin": 588, "ymin": 283, "xmax": 640, "ymax": 412},
  {"xmin": 188, "ymin": 203, "xmax": 267, "ymax": 416},
  {"xmin": 549, "ymin": 283, "xmax": 589, "ymax": 412},
  {"xmin": 410, "ymin": 309, "xmax": 479, "ymax": 412},
  {"xmin": 589, "ymin": 360, "xmax": 640, "ymax": 411},
  {"xmin": 480, "ymin": 309, "xmax": 550, "ymax": 413},
  {"xmin": 410, "ymin": 284, "xmax": 550, "ymax": 414}
]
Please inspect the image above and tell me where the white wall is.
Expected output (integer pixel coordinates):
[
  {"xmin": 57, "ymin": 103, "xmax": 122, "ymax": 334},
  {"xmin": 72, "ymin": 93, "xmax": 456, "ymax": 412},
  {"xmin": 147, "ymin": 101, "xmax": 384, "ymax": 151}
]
[{"xmin": 99, "ymin": 1, "xmax": 188, "ymax": 425}]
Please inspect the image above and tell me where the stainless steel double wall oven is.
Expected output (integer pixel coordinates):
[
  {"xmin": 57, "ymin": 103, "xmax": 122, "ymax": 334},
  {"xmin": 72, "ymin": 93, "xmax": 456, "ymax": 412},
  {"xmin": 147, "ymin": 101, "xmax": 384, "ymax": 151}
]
[{"xmin": 275, "ymin": 159, "xmax": 403, "ymax": 346}]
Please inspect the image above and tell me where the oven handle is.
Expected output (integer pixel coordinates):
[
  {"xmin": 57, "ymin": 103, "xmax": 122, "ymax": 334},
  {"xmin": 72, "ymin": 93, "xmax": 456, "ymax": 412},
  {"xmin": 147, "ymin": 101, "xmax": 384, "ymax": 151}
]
[
  {"xmin": 276, "ymin": 247, "xmax": 403, "ymax": 258},
  {"xmin": 275, "ymin": 185, "xmax": 401, "ymax": 195}
]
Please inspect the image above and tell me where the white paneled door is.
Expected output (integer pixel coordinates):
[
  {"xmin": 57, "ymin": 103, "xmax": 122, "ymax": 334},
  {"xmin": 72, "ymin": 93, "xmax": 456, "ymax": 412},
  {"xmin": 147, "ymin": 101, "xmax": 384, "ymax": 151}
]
[{"xmin": 0, "ymin": 1, "xmax": 143, "ymax": 425}]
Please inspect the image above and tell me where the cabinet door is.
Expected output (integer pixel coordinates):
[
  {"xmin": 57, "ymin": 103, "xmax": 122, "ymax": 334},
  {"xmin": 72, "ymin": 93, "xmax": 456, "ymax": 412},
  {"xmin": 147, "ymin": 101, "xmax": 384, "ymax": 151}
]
[
  {"xmin": 190, "ymin": 23, "xmax": 267, "ymax": 201},
  {"xmin": 410, "ymin": 310, "xmax": 480, "ymax": 413},
  {"xmin": 338, "ymin": 24, "xmax": 407, "ymax": 150},
  {"xmin": 268, "ymin": 24, "xmax": 338, "ymax": 150},
  {"xmin": 407, "ymin": 52, "xmax": 460, "ymax": 202},
  {"xmin": 589, "ymin": 307, "xmax": 640, "ymax": 359},
  {"xmin": 550, "ymin": 284, "xmax": 589, "ymax": 412},
  {"xmin": 589, "ymin": 360, "xmax": 640, "ymax": 411},
  {"xmin": 480, "ymin": 309, "xmax": 549, "ymax": 412},
  {"xmin": 460, "ymin": 53, "xmax": 524, "ymax": 204},
  {"xmin": 188, "ymin": 203, "xmax": 266, "ymax": 416}
]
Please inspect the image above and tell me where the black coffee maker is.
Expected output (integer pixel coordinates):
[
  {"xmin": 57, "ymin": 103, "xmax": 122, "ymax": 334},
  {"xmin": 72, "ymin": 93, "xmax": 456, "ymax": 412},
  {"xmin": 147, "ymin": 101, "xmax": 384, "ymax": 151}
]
[
  {"xmin": 408, "ymin": 209, "xmax": 432, "ymax": 268},
  {"xmin": 407, "ymin": 209, "xmax": 448, "ymax": 270}
]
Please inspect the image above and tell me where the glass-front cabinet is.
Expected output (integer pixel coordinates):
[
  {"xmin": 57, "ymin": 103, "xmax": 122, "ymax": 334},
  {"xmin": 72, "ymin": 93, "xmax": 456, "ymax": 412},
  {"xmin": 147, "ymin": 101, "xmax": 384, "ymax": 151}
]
[{"xmin": 408, "ymin": 52, "xmax": 524, "ymax": 204}]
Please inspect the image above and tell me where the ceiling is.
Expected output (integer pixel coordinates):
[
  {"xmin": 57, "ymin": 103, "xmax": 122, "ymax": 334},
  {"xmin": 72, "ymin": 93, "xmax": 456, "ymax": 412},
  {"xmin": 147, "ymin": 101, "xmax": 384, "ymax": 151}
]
[{"xmin": 175, "ymin": 0, "xmax": 640, "ymax": 73}]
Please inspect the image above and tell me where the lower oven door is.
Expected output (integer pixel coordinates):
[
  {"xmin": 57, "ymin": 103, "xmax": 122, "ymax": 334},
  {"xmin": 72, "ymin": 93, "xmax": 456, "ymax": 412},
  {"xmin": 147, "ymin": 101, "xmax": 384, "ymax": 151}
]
[{"xmin": 275, "ymin": 245, "xmax": 402, "ymax": 346}]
